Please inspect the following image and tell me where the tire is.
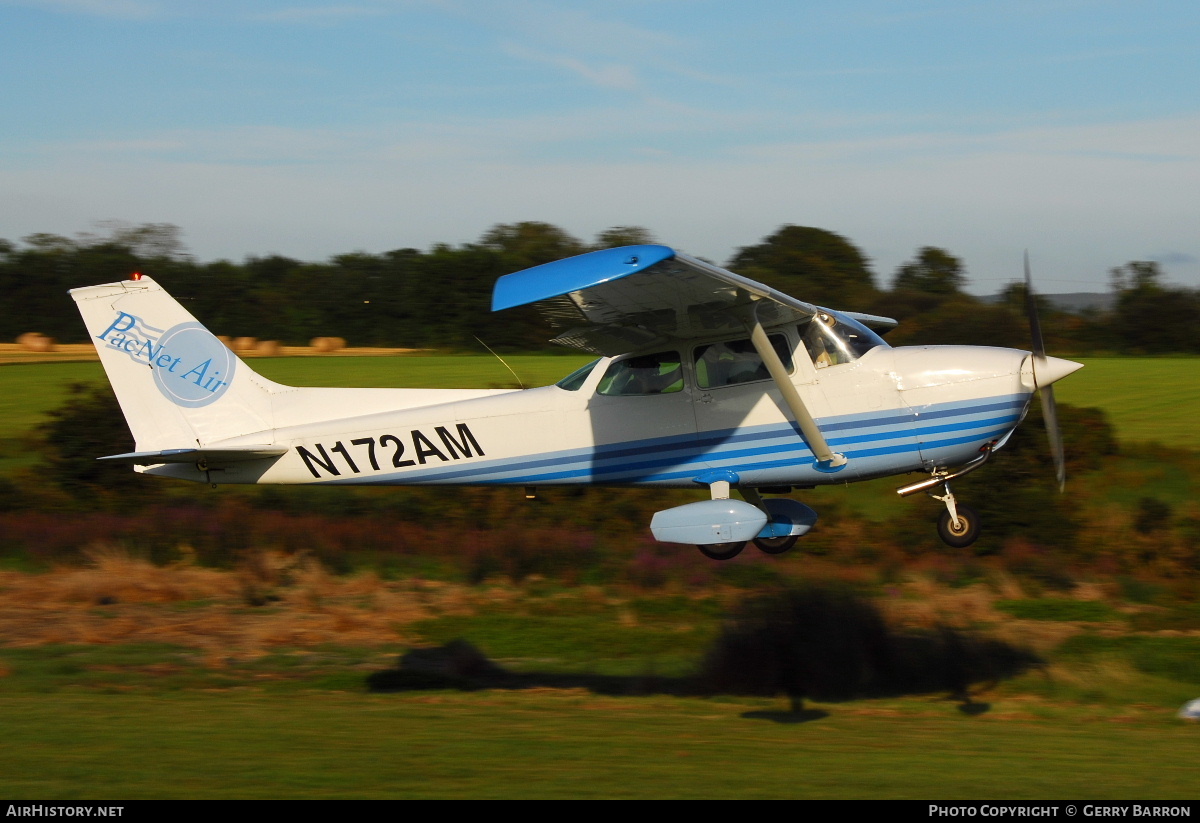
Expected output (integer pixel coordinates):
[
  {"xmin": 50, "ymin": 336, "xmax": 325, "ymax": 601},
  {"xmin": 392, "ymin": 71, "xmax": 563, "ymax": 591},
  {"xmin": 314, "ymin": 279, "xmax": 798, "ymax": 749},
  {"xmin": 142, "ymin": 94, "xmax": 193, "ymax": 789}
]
[
  {"xmin": 697, "ymin": 541, "xmax": 746, "ymax": 560},
  {"xmin": 753, "ymin": 535, "xmax": 799, "ymax": 554},
  {"xmin": 937, "ymin": 505, "xmax": 981, "ymax": 548}
]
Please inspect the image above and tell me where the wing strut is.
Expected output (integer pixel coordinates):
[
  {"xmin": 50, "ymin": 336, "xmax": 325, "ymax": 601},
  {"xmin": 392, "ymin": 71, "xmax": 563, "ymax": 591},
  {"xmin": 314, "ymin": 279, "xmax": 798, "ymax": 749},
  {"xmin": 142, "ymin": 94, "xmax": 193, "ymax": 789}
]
[{"xmin": 747, "ymin": 304, "xmax": 847, "ymax": 469}]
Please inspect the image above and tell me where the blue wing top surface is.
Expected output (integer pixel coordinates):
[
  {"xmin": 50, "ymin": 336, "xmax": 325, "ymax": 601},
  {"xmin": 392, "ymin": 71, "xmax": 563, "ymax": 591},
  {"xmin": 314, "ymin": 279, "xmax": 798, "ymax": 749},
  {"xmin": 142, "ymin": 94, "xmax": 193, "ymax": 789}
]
[
  {"xmin": 491, "ymin": 245, "xmax": 677, "ymax": 312},
  {"xmin": 491, "ymin": 244, "xmax": 847, "ymax": 355}
]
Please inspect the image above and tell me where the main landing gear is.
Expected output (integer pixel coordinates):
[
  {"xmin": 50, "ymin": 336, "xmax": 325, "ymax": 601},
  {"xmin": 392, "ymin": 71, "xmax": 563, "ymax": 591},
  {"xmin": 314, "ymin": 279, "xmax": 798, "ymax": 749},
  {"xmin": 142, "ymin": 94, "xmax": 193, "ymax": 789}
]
[
  {"xmin": 752, "ymin": 534, "xmax": 800, "ymax": 554},
  {"xmin": 699, "ymin": 542, "xmax": 746, "ymax": 560},
  {"xmin": 697, "ymin": 533, "xmax": 802, "ymax": 561},
  {"xmin": 688, "ymin": 484, "xmax": 815, "ymax": 561},
  {"xmin": 648, "ymin": 474, "xmax": 819, "ymax": 561}
]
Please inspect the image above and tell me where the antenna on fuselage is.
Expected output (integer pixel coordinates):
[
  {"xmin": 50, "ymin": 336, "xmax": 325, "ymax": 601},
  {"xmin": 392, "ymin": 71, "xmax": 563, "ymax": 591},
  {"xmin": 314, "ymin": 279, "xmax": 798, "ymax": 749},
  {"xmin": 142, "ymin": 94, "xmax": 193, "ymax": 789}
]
[{"xmin": 474, "ymin": 336, "xmax": 526, "ymax": 390}]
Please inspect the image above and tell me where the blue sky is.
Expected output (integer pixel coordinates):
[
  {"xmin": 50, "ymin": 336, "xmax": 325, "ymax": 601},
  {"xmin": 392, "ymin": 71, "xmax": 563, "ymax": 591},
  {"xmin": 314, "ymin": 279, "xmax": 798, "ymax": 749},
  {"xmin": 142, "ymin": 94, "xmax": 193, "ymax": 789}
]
[{"xmin": 2, "ymin": 0, "xmax": 1198, "ymax": 294}]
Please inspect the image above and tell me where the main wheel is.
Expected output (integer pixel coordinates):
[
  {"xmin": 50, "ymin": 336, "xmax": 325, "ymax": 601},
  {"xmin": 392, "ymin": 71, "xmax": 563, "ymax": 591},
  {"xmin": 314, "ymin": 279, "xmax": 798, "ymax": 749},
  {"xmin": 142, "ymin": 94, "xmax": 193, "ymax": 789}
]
[
  {"xmin": 697, "ymin": 541, "xmax": 746, "ymax": 560},
  {"xmin": 753, "ymin": 535, "xmax": 798, "ymax": 554},
  {"xmin": 937, "ymin": 505, "xmax": 981, "ymax": 548}
]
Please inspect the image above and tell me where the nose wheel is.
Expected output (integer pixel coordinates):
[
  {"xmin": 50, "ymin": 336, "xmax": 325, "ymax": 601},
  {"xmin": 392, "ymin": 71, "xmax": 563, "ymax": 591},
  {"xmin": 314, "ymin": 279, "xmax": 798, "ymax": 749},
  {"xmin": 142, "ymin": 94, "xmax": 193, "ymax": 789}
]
[
  {"xmin": 896, "ymin": 449, "xmax": 991, "ymax": 550},
  {"xmin": 937, "ymin": 502, "xmax": 980, "ymax": 548},
  {"xmin": 931, "ymin": 481, "xmax": 981, "ymax": 548}
]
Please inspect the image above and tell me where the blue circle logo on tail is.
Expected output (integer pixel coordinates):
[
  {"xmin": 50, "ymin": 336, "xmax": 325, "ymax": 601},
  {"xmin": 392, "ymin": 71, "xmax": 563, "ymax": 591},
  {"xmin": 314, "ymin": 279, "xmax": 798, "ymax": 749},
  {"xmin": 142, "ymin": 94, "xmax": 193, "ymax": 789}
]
[{"xmin": 151, "ymin": 322, "xmax": 237, "ymax": 408}]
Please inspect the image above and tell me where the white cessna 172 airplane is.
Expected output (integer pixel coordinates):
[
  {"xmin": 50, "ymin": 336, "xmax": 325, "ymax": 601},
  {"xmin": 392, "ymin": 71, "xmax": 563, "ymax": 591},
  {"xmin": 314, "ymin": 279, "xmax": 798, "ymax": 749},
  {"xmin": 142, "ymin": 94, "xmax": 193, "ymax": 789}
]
[{"xmin": 72, "ymin": 244, "xmax": 1081, "ymax": 560}]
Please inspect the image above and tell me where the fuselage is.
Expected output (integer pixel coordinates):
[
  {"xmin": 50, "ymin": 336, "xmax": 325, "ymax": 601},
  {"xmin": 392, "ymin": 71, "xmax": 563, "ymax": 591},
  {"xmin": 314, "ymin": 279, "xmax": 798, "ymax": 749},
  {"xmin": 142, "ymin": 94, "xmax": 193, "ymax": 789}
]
[
  {"xmin": 146, "ymin": 324, "xmax": 1049, "ymax": 491},
  {"xmin": 74, "ymin": 254, "xmax": 1083, "ymax": 554}
]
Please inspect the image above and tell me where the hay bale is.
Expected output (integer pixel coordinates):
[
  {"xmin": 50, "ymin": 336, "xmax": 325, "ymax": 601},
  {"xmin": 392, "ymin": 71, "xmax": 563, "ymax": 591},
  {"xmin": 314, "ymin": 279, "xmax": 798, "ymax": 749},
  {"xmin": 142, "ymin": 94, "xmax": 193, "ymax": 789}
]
[
  {"xmin": 231, "ymin": 336, "xmax": 257, "ymax": 352},
  {"xmin": 17, "ymin": 333, "xmax": 55, "ymax": 352},
  {"xmin": 310, "ymin": 336, "xmax": 345, "ymax": 353},
  {"xmin": 255, "ymin": 340, "xmax": 280, "ymax": 356}
]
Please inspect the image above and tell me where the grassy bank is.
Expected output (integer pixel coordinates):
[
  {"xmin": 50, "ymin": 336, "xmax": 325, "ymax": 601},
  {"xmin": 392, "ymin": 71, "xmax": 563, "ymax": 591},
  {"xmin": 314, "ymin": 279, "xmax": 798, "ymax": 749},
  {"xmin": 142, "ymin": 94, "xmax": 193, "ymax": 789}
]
[{"xmin": 0, "ymin": 559, "xmax": 1198, "ymax": 798}]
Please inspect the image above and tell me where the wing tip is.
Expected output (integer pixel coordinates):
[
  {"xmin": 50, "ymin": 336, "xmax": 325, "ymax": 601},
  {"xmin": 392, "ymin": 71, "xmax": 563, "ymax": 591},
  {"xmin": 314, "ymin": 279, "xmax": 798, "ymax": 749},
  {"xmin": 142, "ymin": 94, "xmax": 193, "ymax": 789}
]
[{"xmin": 491, "ymin": 245, "xmax": 677, "ymax": 312}]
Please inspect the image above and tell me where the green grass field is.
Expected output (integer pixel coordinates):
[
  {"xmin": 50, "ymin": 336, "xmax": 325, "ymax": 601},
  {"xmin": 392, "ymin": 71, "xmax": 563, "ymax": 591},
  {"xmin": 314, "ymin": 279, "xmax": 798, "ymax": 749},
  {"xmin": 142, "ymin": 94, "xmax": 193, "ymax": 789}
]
[
  {"xmin": 0, "ymin": 615, "xmax": 1197, "ymax": 799},
  {"xmin": 1053, "ymin": 358, "xmax": 1200, "ymax": 451},
  {"xmin": 0, "ymin": 355, "xmax": 594, "ymax": 437},
  {"xmin": 2, "ymin": 353, "xmax": 1199, "ymax": 798},
  {"xmin": 1, "ymin": 355, "xmax": 1196, "ymax": 447},
  {"xmin": 1, "ymin": 689, "xmax": 1198, "ymax": 799}
]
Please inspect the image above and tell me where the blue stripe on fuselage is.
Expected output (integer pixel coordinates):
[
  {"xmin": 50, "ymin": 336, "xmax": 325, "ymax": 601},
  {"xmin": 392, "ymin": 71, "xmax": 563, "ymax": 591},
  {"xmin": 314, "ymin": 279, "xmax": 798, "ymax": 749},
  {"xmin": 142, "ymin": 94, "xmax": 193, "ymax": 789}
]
[{"xmin": 323, "ymin": 393, "xmax": 1028, "ymax": 487}]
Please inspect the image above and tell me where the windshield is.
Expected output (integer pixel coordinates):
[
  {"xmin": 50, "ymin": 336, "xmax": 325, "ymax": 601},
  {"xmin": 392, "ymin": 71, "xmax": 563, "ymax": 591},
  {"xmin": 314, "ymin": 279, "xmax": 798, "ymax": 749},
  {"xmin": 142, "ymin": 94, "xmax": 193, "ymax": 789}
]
[
  {"xmin": 556, "ymin": 359, "xmax": 601, "ymax": 391},
  {"xmin": 801, "ymin": 311, "xmax": 888, "ymax": 368}
]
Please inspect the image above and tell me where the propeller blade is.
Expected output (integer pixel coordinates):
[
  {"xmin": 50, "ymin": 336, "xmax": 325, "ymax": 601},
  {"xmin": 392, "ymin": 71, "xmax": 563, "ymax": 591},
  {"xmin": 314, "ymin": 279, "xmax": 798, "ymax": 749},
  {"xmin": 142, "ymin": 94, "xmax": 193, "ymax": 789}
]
[
  {"xmin": 1024, "ymin": 252, "xmax": 1066, "ymax": 491},
  {"xmin": 1042, "ymin": 385, "xmax": 1066, "ymax": 493}
]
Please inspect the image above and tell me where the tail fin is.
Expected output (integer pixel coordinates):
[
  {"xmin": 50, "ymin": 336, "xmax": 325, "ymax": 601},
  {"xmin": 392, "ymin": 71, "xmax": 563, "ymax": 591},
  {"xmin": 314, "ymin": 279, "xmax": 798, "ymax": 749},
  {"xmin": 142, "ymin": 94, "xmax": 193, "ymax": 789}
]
[{"xmin": 71, "ymin": 277, "xmax": 282, "ymax": 451}]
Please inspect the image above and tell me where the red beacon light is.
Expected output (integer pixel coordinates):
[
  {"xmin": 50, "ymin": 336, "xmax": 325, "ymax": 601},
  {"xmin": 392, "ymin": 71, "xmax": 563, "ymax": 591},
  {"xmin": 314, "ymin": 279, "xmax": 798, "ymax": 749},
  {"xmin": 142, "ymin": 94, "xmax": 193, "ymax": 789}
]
[{"xmin": 130, "ymin": 272, "xmax": 143, "ymax": 281}]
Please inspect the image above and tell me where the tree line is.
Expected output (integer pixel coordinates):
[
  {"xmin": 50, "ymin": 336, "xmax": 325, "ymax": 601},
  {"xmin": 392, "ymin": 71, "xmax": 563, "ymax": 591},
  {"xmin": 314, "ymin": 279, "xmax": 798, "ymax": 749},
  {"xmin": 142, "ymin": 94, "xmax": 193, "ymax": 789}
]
[{"xmin": 2, "ymin": 221, "xmax": 1197, "ymax": 354}]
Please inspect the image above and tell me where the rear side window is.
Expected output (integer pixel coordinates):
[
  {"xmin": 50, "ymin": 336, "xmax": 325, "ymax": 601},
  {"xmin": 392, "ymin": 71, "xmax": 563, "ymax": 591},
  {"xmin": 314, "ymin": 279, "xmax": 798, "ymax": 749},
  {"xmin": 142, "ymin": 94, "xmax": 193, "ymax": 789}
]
[{"xmin": 693, "ymin": 334, "xmax": 792, "ymax": 389}]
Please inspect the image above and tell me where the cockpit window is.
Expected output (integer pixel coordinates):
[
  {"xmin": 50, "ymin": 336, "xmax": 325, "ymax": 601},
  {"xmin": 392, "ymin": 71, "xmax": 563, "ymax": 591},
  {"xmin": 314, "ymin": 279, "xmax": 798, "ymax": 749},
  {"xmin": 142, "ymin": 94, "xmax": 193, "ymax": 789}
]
[
  {"xmin": 556, "ymin": 359, "xmax": 600, "ymax": 391},
  {"xmin": 693, "ymin": 334, "xmax": 793, "ymax": 389},
  {"xmin": 597, "ymin": 351, "xmax": 684, "ymax": 396},
  {"xmin": 801, "ymin": 312, "xmax": 888, "ymax": 369}
]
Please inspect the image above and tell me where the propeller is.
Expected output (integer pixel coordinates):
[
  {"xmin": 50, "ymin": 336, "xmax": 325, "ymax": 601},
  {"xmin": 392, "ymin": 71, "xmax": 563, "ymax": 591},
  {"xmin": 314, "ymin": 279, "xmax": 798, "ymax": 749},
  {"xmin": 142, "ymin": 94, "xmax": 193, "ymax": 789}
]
[{"xmin": 1024, "ymin": 252, "xmax": 1067, "ymax": 492}]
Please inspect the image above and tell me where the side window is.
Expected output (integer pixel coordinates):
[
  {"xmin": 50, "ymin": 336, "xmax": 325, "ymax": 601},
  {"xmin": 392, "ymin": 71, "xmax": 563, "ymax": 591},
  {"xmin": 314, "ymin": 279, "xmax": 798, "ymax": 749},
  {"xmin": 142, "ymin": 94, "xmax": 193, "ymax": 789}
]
[
  {"xmin": 693, "ymin": 334, "xmax": 793, "ymax": 389},
  {"xmin": 597, "ymin": 352, "xmax": 684, "ymax": 396}
]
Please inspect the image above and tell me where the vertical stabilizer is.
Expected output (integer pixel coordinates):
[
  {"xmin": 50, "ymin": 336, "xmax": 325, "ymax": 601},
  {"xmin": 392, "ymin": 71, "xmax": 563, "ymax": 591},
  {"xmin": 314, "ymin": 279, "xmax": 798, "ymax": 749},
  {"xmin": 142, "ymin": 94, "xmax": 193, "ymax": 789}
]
[{"xmin": 71, "ymin": 277, "xmax": 283, "ymax": 451}]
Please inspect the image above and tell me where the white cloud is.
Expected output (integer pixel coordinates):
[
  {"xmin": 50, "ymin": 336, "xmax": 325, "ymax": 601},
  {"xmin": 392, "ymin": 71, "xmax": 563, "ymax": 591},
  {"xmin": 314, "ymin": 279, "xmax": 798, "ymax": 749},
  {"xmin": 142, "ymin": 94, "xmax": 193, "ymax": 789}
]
[
  {"xmin": 502, "ymin": 43, "xmax": 641, "ymax": 93},
  {"xmin": 472, "ymin": 0, "xmax": 681, "ymax": 57}
]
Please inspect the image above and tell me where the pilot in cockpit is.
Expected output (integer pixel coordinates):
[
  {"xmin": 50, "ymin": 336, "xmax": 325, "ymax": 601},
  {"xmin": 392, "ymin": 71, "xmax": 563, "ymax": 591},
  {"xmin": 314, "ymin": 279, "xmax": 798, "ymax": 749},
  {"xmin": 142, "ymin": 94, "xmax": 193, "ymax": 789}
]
[
  {"xmin": 803, "ymin": 314, "xmax": 843, "ymax": 369},
  {"xmin": 801, "ymin": 311, "xmax": 888, "ymax": 369}
]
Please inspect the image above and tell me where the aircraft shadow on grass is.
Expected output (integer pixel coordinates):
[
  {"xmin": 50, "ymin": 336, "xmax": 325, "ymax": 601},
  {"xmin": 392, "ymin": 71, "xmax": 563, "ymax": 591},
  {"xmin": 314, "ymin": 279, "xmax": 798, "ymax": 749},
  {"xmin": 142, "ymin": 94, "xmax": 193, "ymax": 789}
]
[{"xmin": 367, "ymin": 589, "xmax": 1042, "ymax": 720}]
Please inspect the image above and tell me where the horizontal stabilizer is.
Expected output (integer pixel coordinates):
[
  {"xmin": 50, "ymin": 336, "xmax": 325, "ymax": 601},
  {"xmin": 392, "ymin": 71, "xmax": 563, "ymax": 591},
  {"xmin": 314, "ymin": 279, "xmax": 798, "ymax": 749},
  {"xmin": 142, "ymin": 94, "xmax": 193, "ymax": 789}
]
[{"xmin": 98, "ymin": 447, "xmax": 287, "ymax": 466}]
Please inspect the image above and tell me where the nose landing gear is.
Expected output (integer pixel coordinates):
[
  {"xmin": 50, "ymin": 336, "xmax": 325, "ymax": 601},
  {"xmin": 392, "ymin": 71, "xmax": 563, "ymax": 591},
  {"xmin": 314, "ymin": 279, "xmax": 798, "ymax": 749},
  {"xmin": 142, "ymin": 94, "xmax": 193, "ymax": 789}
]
[
  {"xmin": 896, "ymin": 447, "xmax": 992, "ymax": 549},
  {"xmin": 932, "ymin": 484, "xmax": 981, "ymax": 548}
]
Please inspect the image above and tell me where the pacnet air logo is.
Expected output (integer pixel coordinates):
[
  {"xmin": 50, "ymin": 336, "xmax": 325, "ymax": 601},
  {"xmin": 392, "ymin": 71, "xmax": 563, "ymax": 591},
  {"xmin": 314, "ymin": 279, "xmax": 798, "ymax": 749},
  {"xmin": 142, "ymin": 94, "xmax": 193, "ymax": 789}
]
[{"xmin": 96, "ymin": 312, "xmax": 237, "ymax": 408}]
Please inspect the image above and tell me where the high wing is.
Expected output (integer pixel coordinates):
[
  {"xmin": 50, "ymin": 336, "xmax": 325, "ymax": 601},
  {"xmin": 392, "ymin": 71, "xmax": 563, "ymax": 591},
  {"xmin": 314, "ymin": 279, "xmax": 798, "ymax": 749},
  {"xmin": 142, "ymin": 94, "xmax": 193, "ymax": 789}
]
[
  {"xmin": 492, "ymin": 244, "xmax": 879, "ymax": 355},
  {"xmin": 493, "ymin": 244, "xmax": 899, "ymax": 469}
]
